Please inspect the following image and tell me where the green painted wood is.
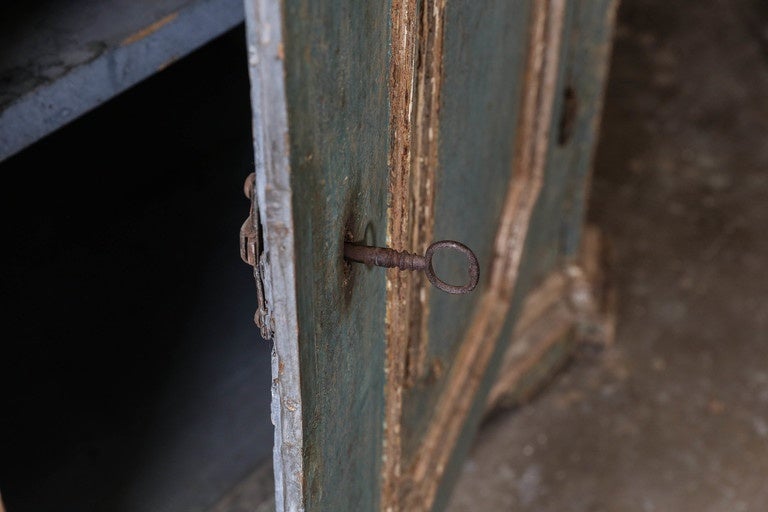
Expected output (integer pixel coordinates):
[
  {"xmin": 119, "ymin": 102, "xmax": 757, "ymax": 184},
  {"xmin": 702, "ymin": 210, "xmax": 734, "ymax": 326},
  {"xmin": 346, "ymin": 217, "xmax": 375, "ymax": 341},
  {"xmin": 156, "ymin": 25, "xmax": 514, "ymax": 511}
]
[
  {"xmin": 281, "ymin": 1, "xmax": 391, "ymax": 511},
  {"xmin": 244, "ymin": 0, "xmax": 392, "ymax": 509},
  {"xmin": 401, "ymin": 0, "xmax": 534, "ymax": 460},
  {"xmin": 423, "ymin": 4, "xmax": 578, "ymax": 508},
  {"xmin": 244, "ymin": 0, "xmax": 616, "ymax": 510},
  {"xmin": 430, "ymin": 3, "xmax": 618, "ymax": 510},
  {"xmin": 560, "ymin": 0, "xmax": 621, "ymax": 257}
]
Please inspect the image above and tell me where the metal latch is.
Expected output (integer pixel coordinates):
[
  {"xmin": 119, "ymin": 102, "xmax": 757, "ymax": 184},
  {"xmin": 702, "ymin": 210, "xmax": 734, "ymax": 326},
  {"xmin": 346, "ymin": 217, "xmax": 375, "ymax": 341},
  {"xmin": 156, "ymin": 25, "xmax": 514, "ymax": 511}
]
[{"xmin": 240, "ymin": 172, "xmax": 273, "ymax": 340}]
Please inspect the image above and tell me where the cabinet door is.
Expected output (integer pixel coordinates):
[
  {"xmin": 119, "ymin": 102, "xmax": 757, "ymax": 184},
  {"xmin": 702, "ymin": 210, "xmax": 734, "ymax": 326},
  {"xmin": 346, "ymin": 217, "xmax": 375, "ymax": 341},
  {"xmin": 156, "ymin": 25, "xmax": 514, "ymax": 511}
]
[{"xmin": 242, "ymin": 0, "xmax": 617, "ymax": 510}]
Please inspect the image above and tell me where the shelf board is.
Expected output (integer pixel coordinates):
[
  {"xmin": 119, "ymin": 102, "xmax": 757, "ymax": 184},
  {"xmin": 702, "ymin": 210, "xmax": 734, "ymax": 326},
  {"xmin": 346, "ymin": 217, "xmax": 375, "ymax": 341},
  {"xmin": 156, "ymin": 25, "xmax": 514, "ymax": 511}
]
[{"xmin": 0, "ymin": 0, "xmax": 245, "ymax": 162}]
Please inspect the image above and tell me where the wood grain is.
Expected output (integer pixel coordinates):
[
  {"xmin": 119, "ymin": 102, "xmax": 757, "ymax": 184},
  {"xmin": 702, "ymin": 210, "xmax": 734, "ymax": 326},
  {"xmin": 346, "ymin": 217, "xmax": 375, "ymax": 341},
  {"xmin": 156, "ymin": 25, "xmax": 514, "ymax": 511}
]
[
  {"xmin": 382, "ymin": 0, "xmax": 419, "ymax": 508},
  {"xmin": 405, "ymin": 0, "xmax": 448, "ymax": 386}
]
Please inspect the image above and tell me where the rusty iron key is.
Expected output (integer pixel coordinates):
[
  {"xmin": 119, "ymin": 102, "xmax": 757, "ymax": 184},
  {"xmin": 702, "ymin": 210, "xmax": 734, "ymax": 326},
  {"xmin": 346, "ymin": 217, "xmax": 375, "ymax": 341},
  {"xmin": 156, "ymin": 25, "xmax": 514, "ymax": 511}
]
[{"xmin": 344, "ymin": 240, "xmax": 479, "ymax": 294}]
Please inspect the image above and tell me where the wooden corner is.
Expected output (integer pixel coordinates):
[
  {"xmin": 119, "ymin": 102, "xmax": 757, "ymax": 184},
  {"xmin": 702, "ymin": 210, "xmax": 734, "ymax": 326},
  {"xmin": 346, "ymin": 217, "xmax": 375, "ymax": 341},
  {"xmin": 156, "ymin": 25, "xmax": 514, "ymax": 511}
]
[
  {"xmin": 570, "ymin": 224, "xmax": 617, "ymax": 348},
  {"xmin": 486, "ymin": 223, "xmax": 616, "ymax": 413}
]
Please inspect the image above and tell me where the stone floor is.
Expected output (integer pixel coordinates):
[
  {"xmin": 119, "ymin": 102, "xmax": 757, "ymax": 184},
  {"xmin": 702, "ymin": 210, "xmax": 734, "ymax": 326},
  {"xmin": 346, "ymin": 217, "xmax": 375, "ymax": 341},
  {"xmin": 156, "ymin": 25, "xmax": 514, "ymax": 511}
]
[{"xmin": 447, "ymin": 0, "xmax": 768, "ymax": 510}]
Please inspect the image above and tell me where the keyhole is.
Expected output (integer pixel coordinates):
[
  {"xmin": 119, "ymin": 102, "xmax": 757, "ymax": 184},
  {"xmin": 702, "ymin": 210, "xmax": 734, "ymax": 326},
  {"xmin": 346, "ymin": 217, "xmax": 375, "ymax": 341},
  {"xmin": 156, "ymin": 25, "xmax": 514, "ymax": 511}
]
[{"xmin": 558, "ymin": 85, "xmax": 578, "ymax": 146}]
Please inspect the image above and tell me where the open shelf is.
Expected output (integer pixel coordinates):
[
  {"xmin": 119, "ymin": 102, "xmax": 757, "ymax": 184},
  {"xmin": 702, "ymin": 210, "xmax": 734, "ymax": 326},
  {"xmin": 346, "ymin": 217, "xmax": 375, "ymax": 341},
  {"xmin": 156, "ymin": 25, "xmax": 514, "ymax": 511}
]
[
  {"xmin": 0, "ymin": 26, "xmax": 272, "ymax": 512},
  {"xmin": 0, "ymin": 0, "xmax": 245, "ymax": 162}
]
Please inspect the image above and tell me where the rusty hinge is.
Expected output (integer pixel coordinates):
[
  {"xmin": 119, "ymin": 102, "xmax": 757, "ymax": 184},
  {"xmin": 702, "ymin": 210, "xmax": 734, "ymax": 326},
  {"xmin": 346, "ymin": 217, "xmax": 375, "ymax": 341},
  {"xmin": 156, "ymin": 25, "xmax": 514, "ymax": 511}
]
[{"xmin": 240, "ymin": 172, "xmax": 274, "ymax": 340}]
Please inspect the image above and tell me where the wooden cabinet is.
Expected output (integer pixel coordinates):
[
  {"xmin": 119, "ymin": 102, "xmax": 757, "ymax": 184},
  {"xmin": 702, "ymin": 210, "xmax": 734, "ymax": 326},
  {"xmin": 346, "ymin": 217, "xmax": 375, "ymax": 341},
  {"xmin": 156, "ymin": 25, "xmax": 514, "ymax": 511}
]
[
  {"xmin": 243, "ymin": 0, "xmax": 618, "ymax": 510},
  {"xmin": 0, "ymin": 1, "xmax": 617, "ymax": 510}
]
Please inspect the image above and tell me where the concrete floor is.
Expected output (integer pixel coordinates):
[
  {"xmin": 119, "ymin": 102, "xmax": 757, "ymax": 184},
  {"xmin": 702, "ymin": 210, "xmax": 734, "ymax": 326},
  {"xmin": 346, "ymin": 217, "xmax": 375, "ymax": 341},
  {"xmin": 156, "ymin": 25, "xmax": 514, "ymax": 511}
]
[{"xmin": 447, "ymin": 0, "xmax": 768, "ymax": 510}]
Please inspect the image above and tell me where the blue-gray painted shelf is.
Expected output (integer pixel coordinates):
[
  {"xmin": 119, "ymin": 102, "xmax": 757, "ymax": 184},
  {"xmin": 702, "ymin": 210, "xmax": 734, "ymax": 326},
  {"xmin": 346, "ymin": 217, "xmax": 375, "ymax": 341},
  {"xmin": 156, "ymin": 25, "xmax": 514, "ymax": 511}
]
[{"xmin": 0, "ymin": 0, "xmax": 245, "ymax": 162}]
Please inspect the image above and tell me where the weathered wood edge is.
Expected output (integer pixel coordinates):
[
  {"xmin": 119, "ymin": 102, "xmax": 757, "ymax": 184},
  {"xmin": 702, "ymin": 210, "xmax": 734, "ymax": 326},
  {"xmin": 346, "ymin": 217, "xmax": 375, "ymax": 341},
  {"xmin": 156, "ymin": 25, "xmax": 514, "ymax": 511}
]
[
  {"xmin": 405, "ymin": 0, "xmax": 448, "ymax": 386},
  {"xmin": 243, "ymin": 1, "xmax": 303, "ymax": 511},
  {"xmin": 382, "ymin": 0, "xmax": 420, "ymax": 507},
  {"xmin": 383, "ymin": 0, "xmax": 448, "ymax": 507},
  {"xmin": 569, "ymin": 225, "xmax": 617, "ymax": 347}
]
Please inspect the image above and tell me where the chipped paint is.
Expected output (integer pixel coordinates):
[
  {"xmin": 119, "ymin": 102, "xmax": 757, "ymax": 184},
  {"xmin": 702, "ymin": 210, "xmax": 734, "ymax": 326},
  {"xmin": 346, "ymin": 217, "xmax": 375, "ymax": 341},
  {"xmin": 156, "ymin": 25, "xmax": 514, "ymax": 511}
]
[
  {"xmin": 405, "ymin": 0, "xmax": 447, "ymax": 386},
  {"xmin": 121, "ymin": 12, "xmax": 179, "ymax": 46},
  {"xmin": 382, "ymin": 0, "xmax": 419, "ymax": 508}
]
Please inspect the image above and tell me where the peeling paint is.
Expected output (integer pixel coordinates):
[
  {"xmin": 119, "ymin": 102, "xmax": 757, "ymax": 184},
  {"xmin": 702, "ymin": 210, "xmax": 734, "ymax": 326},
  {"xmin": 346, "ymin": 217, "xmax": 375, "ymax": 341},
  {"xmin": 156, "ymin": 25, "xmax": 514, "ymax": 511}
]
[{"xmin": 121, "ymin": 12, "xmax": 179, "ymax": 46}]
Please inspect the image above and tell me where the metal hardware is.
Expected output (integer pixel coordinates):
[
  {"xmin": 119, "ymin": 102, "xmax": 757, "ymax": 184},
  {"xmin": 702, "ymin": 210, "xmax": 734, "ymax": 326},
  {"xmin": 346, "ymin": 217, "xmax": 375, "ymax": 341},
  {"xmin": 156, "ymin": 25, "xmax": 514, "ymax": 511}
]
[
  {"xmin": 344, "ymin": 240, "xmax": 480, "ymax": 295},
  {"xmin": 240, "ymin": 172, "xmax": 273, "ymax": 339}
]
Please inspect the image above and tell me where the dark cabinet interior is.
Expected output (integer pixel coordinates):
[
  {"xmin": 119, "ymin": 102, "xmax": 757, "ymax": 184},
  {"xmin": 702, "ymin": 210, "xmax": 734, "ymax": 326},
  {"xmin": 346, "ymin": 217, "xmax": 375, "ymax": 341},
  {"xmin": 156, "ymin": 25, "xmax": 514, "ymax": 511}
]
[{"xmin": 0, "ymin": 25, "xmax": 273, "ymax": 512}]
